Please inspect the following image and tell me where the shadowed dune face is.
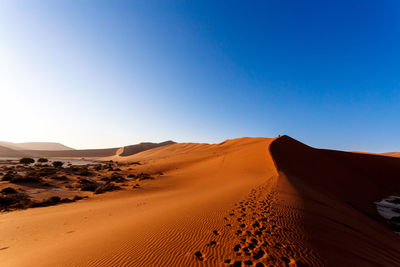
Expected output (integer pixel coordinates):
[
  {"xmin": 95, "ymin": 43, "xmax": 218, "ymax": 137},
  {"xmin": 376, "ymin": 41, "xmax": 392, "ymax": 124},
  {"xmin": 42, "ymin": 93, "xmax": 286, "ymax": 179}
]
[
  {"xmin": 0, "ymin": 136, "xmax": 399, "ymax": 266},
  {"xmin": 117, "ymin": 141, "xmax": 175, "ymax": 157},
  {"xmin": 270, "ymin": 136, "xmax": 400, "ymax": 214},
  {"xmin": 270, "ymin": 135, "xmax": 400, "ymax": 266}
]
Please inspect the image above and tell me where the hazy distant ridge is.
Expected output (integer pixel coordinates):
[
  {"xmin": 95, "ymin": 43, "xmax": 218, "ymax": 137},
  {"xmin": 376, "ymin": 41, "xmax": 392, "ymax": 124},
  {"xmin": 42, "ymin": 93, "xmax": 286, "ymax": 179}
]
[
  {"xmin": 0, "ymin": 145, "xmax": 27, "ymax": 157},
  {"xmin": 0, "ymin": 141, "xmax": 175, "ymax": 158},
  {"xmin": 0, "ymin": 141, "xmax": 74, "ymax": 151}
]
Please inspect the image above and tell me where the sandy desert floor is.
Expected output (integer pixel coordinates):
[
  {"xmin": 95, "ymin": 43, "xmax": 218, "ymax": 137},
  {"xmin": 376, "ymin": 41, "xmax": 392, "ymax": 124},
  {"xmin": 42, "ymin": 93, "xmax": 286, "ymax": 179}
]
[{"xmin": 0, "ymin": 136, "xmax": 400, "ymax": 266}]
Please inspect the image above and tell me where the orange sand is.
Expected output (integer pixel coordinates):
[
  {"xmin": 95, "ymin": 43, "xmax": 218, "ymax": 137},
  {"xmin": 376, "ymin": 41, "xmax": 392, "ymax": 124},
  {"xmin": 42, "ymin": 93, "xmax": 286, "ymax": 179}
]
[{"xmin": 0, "ymin": 136, "xmax": 399, "ymax": 266}]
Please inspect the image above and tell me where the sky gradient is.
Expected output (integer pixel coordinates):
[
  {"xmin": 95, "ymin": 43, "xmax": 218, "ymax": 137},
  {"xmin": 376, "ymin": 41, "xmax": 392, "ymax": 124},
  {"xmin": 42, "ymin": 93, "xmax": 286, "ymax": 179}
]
[{"xmin": 1, "ymin": 1, "xmax": 399, "ymax": 151}]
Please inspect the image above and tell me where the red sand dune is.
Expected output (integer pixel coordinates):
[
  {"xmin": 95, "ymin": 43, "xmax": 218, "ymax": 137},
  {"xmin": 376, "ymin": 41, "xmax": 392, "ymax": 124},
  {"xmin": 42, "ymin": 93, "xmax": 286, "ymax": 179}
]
[
  {"xmin": 270, "ymin": 136, "xmax": 400, "ymax": 266},
  {"xmin": 382, "ymin": 152, "xmax": 400, "ymax": 158},
  {"xmin": 0, "ymin": 136, "xmax": 399, "ymax": 266}
]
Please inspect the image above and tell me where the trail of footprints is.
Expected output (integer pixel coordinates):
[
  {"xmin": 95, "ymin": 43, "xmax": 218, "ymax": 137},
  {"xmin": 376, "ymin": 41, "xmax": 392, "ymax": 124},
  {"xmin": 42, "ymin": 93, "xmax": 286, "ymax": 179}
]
[{"xmin": 194, "ymin": 182, "xmax": 316, "ymax": 267}]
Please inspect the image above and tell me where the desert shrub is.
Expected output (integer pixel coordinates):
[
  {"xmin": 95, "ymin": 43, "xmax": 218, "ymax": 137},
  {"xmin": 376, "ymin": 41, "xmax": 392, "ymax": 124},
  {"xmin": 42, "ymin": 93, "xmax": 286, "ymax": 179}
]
[
  {"xmin": 78, "ymin": 167, "xmax": 91, "ymax": 176},
  {"xmin": 45, "ymin": 196, "xmax": 61, "ymax": 204},
  {"xmin": 51, "ymin": 175, "xmax": 68, "ymax": 180},
  {"xmin": 37, "ymin": 158, "xmax": 49, "ymax": 163},
  {"xmin": 76, "ymin": 178, "xmax": 99, "ymax": 191},
  {"xmin": 110, "ymin": 173, "xmax": 126, "ymax": 182},
  {"xmin": 32, "ymin": 196, "xmax": 73, "ymax": 207},
  {"xmin": 19, "ymin": 158, "xmax": 35, "ymax": 165},
  {"xmin": 94, "ymin": 182, "xmax": 121, "ymax": 194},
  {"xmin": 37, "ymin": 167, "xmax": 57, "ymax": 176},
  {"xmin": 0, "ymin": 191, "xmax": 31, "ymax": 210},
  {"xmin": 10, "ymin": 171, "xmax": 43, "ymax": 184},
  {"xmin": 105, "ymin": 165, "xmax": 114, "ymax": 171},
  {"xmin": 1, "ymin": 187, "xmax": 18, "ymax": 194},
  {"xmin": 68, "ymin": 166, "xmax": 79, "ymax": 172},
  {"xmin": 125, "ymin": 173, "xmax": 153, "ymax": 180},
  {"xmin": 137, "ymin": 173, "xmax": 153, "ymax": 181},
  {"xmin": 2, "ymin": 171, "xmax": 15, "ymax": 181},
  {"xmin": 73, "ymin": 195, "xmax": 83, "ymax": 201},
  {"xmin": 52, "ymin": 161, "xmax": 64, "ymax": 168}
]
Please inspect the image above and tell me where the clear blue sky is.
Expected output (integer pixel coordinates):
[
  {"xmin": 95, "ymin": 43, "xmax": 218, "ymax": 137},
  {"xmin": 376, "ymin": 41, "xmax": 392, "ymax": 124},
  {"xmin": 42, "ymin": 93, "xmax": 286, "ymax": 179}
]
[{"xmin": 1, "ymin": 1, "xmax": 399, "ymax": 151}]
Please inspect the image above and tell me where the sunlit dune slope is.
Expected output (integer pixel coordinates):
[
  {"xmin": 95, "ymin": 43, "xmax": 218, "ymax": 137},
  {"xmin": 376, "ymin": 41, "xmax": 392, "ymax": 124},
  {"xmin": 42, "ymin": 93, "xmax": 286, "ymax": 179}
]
[
  {"xmin": 1, "ymin": 137, "xmax": 282, "ymax": 266},
  {"xmin": 382, "ymin": 152, "xmax": 400, "ymax": 158},
  {"xmin": 0, "ymin": 136, "xmax": 399, "ymax": 266}
]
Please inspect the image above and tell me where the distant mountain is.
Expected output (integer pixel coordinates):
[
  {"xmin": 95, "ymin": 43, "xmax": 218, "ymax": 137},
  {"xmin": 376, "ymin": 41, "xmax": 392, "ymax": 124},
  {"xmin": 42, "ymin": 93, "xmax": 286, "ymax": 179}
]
[{"xmin": 0, "ymin": 141, "xmax": 74, "ymax": 151}]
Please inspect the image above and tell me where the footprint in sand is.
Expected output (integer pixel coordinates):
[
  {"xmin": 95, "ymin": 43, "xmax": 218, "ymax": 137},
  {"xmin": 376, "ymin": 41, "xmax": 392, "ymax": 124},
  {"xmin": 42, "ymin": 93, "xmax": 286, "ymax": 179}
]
[
  {"xmin": 253, "ymin": 249, "xmax": 265, "ymax": 260},
  {"xmin": 208, "ymin": 240, "xmax": 217, "ymax": 246},
  {"xmin": 194, "ymin": 251, "xmax": 204, "ymax": 261}
]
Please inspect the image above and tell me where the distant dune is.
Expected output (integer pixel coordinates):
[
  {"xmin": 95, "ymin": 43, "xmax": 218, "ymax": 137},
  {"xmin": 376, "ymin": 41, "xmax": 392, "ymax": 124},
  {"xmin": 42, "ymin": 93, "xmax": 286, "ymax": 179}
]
[
  {"xmin": 352, "ymin": 150, "xmax": 400, "ymax": 158},
  {"xmin": 382, "ymin": 152, "xmax": 400, "ymax": 158},
  {"xmin": 0, "ymin": 141, "xmax": 175, "ymax": 159},
  {"xmin": 117, "ymin": 141, "xmax": 175, "ymax": 157},
  {"xmin": 0, "ymin": 141, "xmax": 73, "ymax": 151},
  {"xmin": 1, "ymin": 136, "xmax": 399, "ymax": 266},
  {"xmin": 0, "ymin": 145, "xmax": 26, "ymax": 157}
]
